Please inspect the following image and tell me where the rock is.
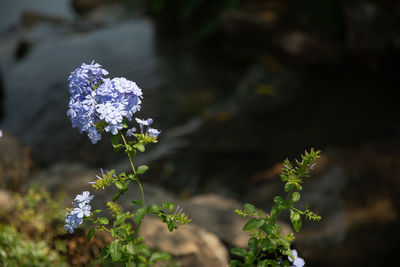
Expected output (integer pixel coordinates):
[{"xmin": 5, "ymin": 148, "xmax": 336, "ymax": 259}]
[
  {"xmin": 0, "ymin": 0, "xmax": 73, "ymax": 33},
  {"xmin": 0, "ymin": 131, "xmax": 32, "ymax": 191},
  {"xmin": 140, "ymin": 216, "xmax": 229, "ymax": 267},
  {"xmin": 181, "ymin": 194, "xmax": 292, "ymax": 248},
  {"xmin": 71, "ymin": 0, "xmax": 117, "ymax": 14},
  {"xmin": 0, "ymin": 189, "xmax": 15, "ymax": 215}
]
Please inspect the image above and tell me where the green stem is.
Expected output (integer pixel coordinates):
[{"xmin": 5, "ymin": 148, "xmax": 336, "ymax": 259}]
[{"xmin": 120, "ymin": 134, "xmax": 146, "ymax": 237}]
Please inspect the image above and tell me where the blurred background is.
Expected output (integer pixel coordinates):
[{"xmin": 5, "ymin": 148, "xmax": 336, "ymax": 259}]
[{"xmin": 0, "ymin": 0, "xmax": 399, "ymax": 266}]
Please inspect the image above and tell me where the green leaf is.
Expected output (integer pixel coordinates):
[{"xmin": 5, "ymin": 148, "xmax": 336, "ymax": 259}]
[
  {"xmin": 292, "ymin": 192, "xmax": 300, "ymax": 202},
  {"xmin": 137, "ymin": 165, "xmax": 149, "ymax": 174},
  {"xmin": 290, "ymin": 210, "xmax": 302, "ymax": 232},
  {"xmin": 243, "ymin": 218, "xmax": 259, "ymax": 231},
  {"xmin": 110, "ymin": 240, "xmax": 121, "ymax": 262},
  {"xmin": 243, "ymin": 203, "xmax": 256, "ymax": 213},
  {"xmin": 125, "ymin": 242, "xmax": 136, "ymax": 255},
  {"xmin": 147, "ymin": 204, "xmax": 160, "ymax": 213},
  {"xmin": 133, "ymin": 143, "xmax": 145, "ymax": 152},
  {"xmin": 134, "ymin": 207, "xmax": 147, "ymax": 225},
  {"xmin": 161, "ymin": 202, "xmax": 176, "ymax": 213},
  {"xmin": 86, "ymin": 228, "xmax": 96, "ymax": 241},
  {"xmin": 248, "ymin": 237, "xmax": 258, "ymax": 250},
  {"xmin": 99, "ymin": 217, "xmax": 109, "ymax": 225},
  {"xmin": 131, "ymin": 200, "xmax": 143, "ymax": 206},
  {"xmin": 229, "ymin": 259, "xmax": 241, "ymax": 266},
  {"xmin": 115, "ymin": 181, "xmax": 123, "ymax": 190},
  {"xmin": 261, "ymin": 238, "xmax": 271, "ymax": 251},
  {"xmin": 149, "ymin": 252, "xmax": 171, "ymax": 263},
  {"xmin": 231, "ymin": 247, "xmax": 247, "ymax": 257},
  {"xmin": 136, "ymin": 244, "xmax": 151, "ymax": 256}
]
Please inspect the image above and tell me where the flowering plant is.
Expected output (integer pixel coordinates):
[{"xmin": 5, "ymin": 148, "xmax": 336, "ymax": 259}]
[
  {"xmin": 65, "ymin": 61, "xmax": 190, "ymax": 265},
  {"xmin": 230, "ymin": 149, "xmax": 321, "ymax": 267}
]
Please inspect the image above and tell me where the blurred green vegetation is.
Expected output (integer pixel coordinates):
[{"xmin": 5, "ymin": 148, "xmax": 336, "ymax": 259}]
[{"xmin": 0, "ymin": 187, "xmax": 68, "ymax": 266}]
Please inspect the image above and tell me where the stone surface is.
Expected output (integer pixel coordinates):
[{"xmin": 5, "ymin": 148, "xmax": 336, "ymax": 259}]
[
  {"xmin": 180, "ymin": 193, "xmax": 291, "ymax": 248},
  {"xmin": 140, "ymin": 216, "xmax": 229, "ymax": 267},
  {"xmin": 0, "ymin": 131, "xmax": 32, "ymax": 191}
]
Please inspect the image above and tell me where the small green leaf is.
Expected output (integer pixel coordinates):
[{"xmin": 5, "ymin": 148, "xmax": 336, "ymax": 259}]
[
  {"xmin": 149, "ymin": 252, "xmax": 171, "ymax": 263},
  {"xmin": 136, "ymin": 244, "xmax": 151, "ymax": 256},
  {"xmin": 137, "ymin": 165, "xmax": 149, "ymax": 174},
  {"xmin": 243, "ymin": 218, "xmax": 259, "ymax": 231},
  {"xmin": 86, "ymin": 228, "xmax": 96, "ymax": 241},
  {"xmin": 133, "ymin": 143, "xmax": 145, "ymax": 152},
  {"xmin": 125, "ymin": 242, "xmax": 136, "ymax": 255},
  {"xmin": 229, "ymin": 259, "xmax": 241, "ymax": 266},
  {"xmin": 231, "ymin": 247, "xmax": 247, "ymax": 257},
  {"xmin": 131, "ymin": 200, "xmax": 143, "ymax": 206},
  {"xmin": 147, "ymin": 204, "xmax": 160, "ymax": 213},
  {"xmin": 110, "ymin": 240, "xmax": 121, "ymax": 262},
  {"xmin": 248, "ymin": 237, "xmax": 258, "ymax": 250},
  {"xmin": 261, "ymin": 238, "xmax": 271, "ymax": 251},
  {"xmin": 290, "ymin": 210, "xmax": 302, "ymax": 232},
  {"xmin": 292, "ymin": 192, "xmax": 300, "ymax": 202},
  {"xmin": 243, "ymin": 203, "xmax": 256, "ymax": 213},
  {"xmin": 99, "ymin": 217, "xmax": 109, "ymax": 225},
  {"xmin": 134, "ymin": 207, "xmax": 147, "ymax": 225},
  {"xmin": 115, "ymin": 181, "xmax": 123, "ymax": 189}
]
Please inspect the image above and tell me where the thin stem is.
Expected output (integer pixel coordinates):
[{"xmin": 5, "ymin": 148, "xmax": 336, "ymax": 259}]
[{"xmin": 120, "ymin": 133, "xmax": 146, "ymax": 238}]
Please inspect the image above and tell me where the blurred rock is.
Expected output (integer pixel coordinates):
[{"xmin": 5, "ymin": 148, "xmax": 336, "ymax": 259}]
[
  {"xmin": 140, "ymin": 216, "xmax": 229, "ymax": 267},
  {"xmin": 0, "ymin": 0, "xmax": 73, "ymax": 33},
  {"xmin": 0, "ymin": 189, "xmax": 15, "ymax": 215},
  {"xmin": 71, "ymin": 0, "xmax": 117, "ymax": 14},
  {"xmin": 0, "ymin": 131, "xmax": 32, "ymax": 191},
  {"xmin": 181, "ymin": 193, "xmax": 291, "ymax": 248}
]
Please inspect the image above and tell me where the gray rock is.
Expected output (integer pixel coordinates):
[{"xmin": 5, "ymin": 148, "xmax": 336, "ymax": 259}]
[
  {"xmin": 140, "ymin": 216, "xmax": 229, "ymax": 267},
  {"xmin": 181, "ymin": 193, "xmax": 292, "ymax": 248}
]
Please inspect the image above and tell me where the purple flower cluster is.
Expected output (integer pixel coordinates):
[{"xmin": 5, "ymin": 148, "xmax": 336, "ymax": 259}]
[
  {"xmin": 67, "ymin": 61, "xmax": 143, "ymax": 144},
  {"xmin": 65, "ymin": 191, "xmax": 94, "ymax": 233}
]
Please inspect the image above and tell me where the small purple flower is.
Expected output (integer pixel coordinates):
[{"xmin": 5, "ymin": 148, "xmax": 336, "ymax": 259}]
[
  {"xmin": 126, "ymin": 127, "xmax": 137, "ymax": 137},
  {"xmin": 72, "ymin": 202, "xmax": 92, "ymax": 218},
  {"xmin": 148, "ymin": 127, "xmax": 161, "ymax": 137},
  {"xmin": 74, "ymin": 191, "xmax": 94, "ymax": 204},
  {"xmin": 289, "ymin": 249, "xmax": 305, "ymax": 267}
]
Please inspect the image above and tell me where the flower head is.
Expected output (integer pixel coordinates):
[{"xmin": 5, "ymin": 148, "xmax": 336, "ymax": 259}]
[{"xmin": 67, "ymin": 62, "xmax": 143, "ymax": 143}]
